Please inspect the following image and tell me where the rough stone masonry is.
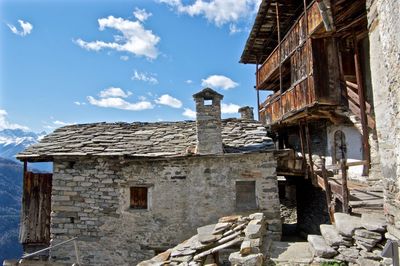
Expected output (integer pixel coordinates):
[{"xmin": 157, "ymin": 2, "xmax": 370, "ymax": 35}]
[
  {"xmin": 18, "ymin": 88, "xmax": 281, "ymax": 265},
  {"xmin": 367, "ymin": 0, "xmax": 400, "ymax": 239}
]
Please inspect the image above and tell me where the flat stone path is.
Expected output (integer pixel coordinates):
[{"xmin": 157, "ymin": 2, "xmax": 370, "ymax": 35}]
[{"xmin": 267, "ymin": 241, "xmax": 314, "ymax": 265}]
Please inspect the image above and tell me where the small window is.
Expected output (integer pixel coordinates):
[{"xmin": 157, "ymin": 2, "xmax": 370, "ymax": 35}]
[
  {"xmin": 204, "ymin": 99, "xmax": 213, "ymax": 106},
  {"xmin": 236, "ymin": 181, "xmax": 257, "ymax": 211},
  {"xmin": 130, "ymin": 187, "xmax": 148, "ymax": 209}
]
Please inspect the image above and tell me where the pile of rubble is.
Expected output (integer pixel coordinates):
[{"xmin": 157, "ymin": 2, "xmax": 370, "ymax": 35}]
[
  {"xmin": 138, "ymin": 213, "xmax": 269, "ymax": 266},
  {"xmin": 308, "ymin": 212, "xmax": 392, "ymax": 265}
]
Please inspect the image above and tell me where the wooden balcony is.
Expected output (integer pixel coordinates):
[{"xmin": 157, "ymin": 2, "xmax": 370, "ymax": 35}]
[
  {"xmin": 256, "ymin": 1, "xmax": 323, "ymax": 89},
  {"xmin": 259, "ymin": 77, "xmax": 315, "ymax": 125}
]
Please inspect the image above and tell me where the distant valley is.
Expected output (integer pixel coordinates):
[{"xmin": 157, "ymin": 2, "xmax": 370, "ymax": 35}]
[{"xmin": 0, "ymin": 128, "xmax": 52, "ymax": 261}]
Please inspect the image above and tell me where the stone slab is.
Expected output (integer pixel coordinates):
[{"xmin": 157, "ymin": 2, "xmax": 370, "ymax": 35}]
[
  {"xmin": 307, "ymin": 235, "xmax": 338, "ymax": 259},
  {"xmin": 334, "ymin": 213, "xmax": 362, "ymax": 237},
  {"xmin": 229, "ymin": 251, "xmax": 263, "ymax": 266},
  {"xmin": 320, "ymin": 224, "xmax": 349, "ymax": 247},
  {"xmin": 268, "ymin": 241, "xmax": 313, "ymax": 264},
  {"xmin": 361, "ymin": 213, "xmax": 386, "ymax": 232},
  {"xmin": 244, "ymin": 223, "xmax": 263, "ymax": 239},
  {"xmin": 197, "ymin": 224, "xmax": 221, "ymax": 244}
]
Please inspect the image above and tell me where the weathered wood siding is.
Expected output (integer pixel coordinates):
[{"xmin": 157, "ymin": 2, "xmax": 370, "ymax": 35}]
[{"xmin": 19, "ymin": 172, "xmax": 52, "ymax": 245}]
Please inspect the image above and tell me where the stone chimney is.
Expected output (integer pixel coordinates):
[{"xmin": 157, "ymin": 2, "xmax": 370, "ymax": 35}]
[
  {"xmin": 193, "ymin": 88, "xmax": 224, "ymax": 155},
  {"xmin": 238, "ymin": 106, "xmax": 254, "ymax": 120}
]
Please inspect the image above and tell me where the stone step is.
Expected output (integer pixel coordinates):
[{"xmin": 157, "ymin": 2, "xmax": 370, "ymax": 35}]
[
  {"xmin": 307, "ymin": 235, "xmax": 338, "ymax": 259},
  {"xmin": 334, "ymin": 213, "xmax": 363, "ymax": 237},
  {"xmin": 361, "ymin": 213, "xmax": 387, "ymax": 232},
  {"xmin": 320, "ymin": 224, "xmax": 352, "ymax": 247},
  {"xmin": 267, "ymin": 241, "xmax": 314, "ymax": 265}
]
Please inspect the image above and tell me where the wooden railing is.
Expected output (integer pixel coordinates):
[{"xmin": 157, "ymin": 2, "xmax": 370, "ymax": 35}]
[
  {"xmin": 256, "ymin": 1, "xmax": 323, "ymax": 88},
  {"xmin": 260, "ymin": 77, "xmax": 315, "ymax": 125},
  {"xmin": 342, "ymin": 80, "xmax": 375, "ymax": 129}
]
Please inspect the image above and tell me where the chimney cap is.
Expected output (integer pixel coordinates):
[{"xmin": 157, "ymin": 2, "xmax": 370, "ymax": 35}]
[{"xmin": 193, "ymin": 88, "xmax": 223, "ymax": 100}]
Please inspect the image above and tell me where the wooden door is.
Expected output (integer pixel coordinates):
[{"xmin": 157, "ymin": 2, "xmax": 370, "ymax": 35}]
[{"xmin": 19, "ymin": 172, "xmax": 52, "ymax": 245}]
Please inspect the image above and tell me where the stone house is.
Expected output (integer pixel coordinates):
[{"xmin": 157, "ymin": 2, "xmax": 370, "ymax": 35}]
[
  {"xmin": 239, "ymin": 0, "xmax": 400, "ymax": 246},
  {"xmin": 17, "ymin": 88, "xmax": 281, "ymax": 265}
]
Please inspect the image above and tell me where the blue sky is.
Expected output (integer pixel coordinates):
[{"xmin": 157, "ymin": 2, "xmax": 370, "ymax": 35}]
[{"xmin": 0, "ymin": 0, "xmax": 263, "ymax": 133}]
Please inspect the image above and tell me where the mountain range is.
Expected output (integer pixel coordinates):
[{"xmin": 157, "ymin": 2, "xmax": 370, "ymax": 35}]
[
  {"xmin": 0, "ymin": 128, "xmax": 51, "ymax": 261},
  {"xmin": 0, "ymin": 129, "xmax": 51, "ymax": 172}
]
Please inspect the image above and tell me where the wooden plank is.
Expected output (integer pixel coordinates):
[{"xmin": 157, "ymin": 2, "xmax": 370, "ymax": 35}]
[
  {"xmin": 20, "ymin": 172, "xmax": 52, "ymax": 245},
  {"xmin": 305, "ymin": 122, "xmax": 315, "ymax": 182},
  {"xmin": 341, "ymin": 159, "xmax": 349, "ymax": 213},
  {"xmin": 353, "ymin": 32, "xmax": 370, "ymax": 176},
  {"xmin": 346, "ymin": 85, "xmax": 372, "ymax": 114},
  {"xmin": 321, "ymin": 158, "xmax": 334, "ymax": 223}
]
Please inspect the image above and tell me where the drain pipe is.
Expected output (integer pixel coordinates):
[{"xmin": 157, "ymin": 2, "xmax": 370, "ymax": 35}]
[{"xmin": 317, "ymin": 0, "xmax": 335, "ymax": 32}]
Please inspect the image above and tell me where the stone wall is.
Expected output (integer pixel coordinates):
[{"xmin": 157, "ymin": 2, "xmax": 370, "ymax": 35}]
[
  {"xmin": 49, "ymin": 152, "xmax": 280, "ymax": 265},
  {"xmin": 367, "ymin": 0, "xmax": 400, "ymax": 237}
]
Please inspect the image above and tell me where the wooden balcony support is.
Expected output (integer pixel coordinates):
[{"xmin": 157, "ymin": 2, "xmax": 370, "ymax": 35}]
[{"xmin": 353, "ymin": 32, "xmax": 370, "ymax": 176}]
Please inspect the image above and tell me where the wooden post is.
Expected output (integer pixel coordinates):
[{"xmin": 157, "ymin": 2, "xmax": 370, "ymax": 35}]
[
  {"xmin": 298, "ymin": 121, "xmax": 308, "ymax": 178},
  {"xmin": 256, "ymin": 60, "xmax": 260, "ymax": 122},
  {"xmin": 275, "ymin": 3, "xmax": 283, "ymax": 94},
  {"xmin": 353, "ymin": 32, "xmax": 370, "ymax": 176},
  {"xmin": 340, "ymin": 158, "xmax": 349, "ymax": 213},
  {"xmin": 23, "ymin": 160, "xmax": 28, "ymax": 175},
  {"xmin": 304, "ymin": 122, "xmax": 315, "ymax": 181},
  {"xmin": 303, "ymin": 0, "xmax": 308, "ymax": 36},
  {"xmin": 257, "ymin": 89, "xmax": 260, "ymax": 122},
  {"xmin": 322, "ymin": 157, "xmax": 334, "ymax": 223}
]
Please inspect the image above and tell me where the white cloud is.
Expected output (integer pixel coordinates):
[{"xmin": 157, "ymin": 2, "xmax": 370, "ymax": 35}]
[
  {"xmin": 87, "ymin": 96, "xmax": 154, "ymax": 111},
  {"xmin": 99, "ymin": 87, "xmax": 132, "ymax": 98},
  {"xmin": 0, "ymin": 109, "xmax": 29, "ymax": 130},
  {"xmin": 185, "ymin": 79, "xmax": 193, "ymax": 84},
  {"xmin": 221, "ymin": 103, "xmax": 240, "ymax": 114},
  {"xmin": 74, "ymin": 101, "xmax": 86, "ymax": 106},
  {"xmin": 155, "ymin": 94, "xmax": 182, "ymax": 108},
  {"xmin": 182, "ymin": 108, "xmax": 196, "ymax": 119},
  {"xmin": 132, "ymin": 70, "xmax": 158, "ymax": 84},
  {"xmin": 120, "ymin": 55, "xmax": 129, "ymax": 61},
  {"xmin": 75, "ymin": 14, "xmax": 160, "ymax": 59},
  {"xmin": 229, "ymin": 24, "xmax": 242, "ymax": 34},
  {"xmin": 7, "ymin": 20, "xmax": 33, "ymax": 36},
  {"xmin": 53, "ymin": 120, "xmax": 76, "ymax": 126},
  {"xmin": 159, "ymin": 0, "xmax": 261, "ymax": 26},
  {"xmin": 133, "ymin": 8, "xmax": 152, "ymax": 22},
  {"xmin": 201, "ymin": 75, "xmax": 238, "ymax": 90}
]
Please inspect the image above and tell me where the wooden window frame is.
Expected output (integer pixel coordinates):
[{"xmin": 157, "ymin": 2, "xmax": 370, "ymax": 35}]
[{"xmin": 130, "ymin": 186, "xmax": 148, "ymax": 210}]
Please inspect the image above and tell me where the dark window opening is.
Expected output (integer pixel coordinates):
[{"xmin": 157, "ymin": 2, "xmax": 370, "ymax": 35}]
[
  {"xmin": 235, "ymin": 181, "xmax": 257, "ymax": 211},
  {"xmin": 130, "ymin": 187, "xmax": 148, "ymax": 209}
]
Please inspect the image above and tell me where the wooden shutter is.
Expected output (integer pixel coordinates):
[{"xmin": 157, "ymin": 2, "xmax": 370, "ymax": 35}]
[
  {"xmin": 236, "ymin": 181, "xmax": 257, "ymax": 211},
  {"xmin": 130, "ymin": 187, "xmax": 148, "ymax": 209}
]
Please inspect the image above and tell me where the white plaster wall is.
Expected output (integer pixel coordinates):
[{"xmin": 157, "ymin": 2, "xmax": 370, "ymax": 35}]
[{"xmin": 326, "ymin": 125, "xmax": 364, "ymax": 179}]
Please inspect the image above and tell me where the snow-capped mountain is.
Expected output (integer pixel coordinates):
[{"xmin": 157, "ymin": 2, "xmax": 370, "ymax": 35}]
[{"xmin": 0, "ymin": 128, "xmax": 46, "ymax": 161}]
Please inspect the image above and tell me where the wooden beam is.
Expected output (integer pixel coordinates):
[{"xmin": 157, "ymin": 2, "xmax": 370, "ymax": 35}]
[
  {"xmin": 341, "ymin": 159, "xmax": 349, "ymax": 213},
  {"xmin": 304, "ymin": 121, "xmax": 315, "ymax": 182},
  {"xmin": 353, "ymin": 31, "xmax": 370, "ymax": 176},
  {"xmin": 275, "ymin": 3, "xmax": 283, "ymax": 94},
  {"xmin": 298, "ymin": 121, "xmax": 307, "ymax": 178},
  {"xmin": 322, "ymin": 157, "xmax": 334, "ymax": 223},
  {"xmin": 23, "ymin": 160, "xmax": 28, "ymax": 175},
  {"xmin": 256, "ymin": 59, "xmax": 261, "ymax": 121}
]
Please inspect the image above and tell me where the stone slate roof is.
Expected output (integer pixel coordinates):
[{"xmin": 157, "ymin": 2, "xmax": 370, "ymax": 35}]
[{"xmin": 17, "ymin": 119, "xmax": 274, "ymax": 161}]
